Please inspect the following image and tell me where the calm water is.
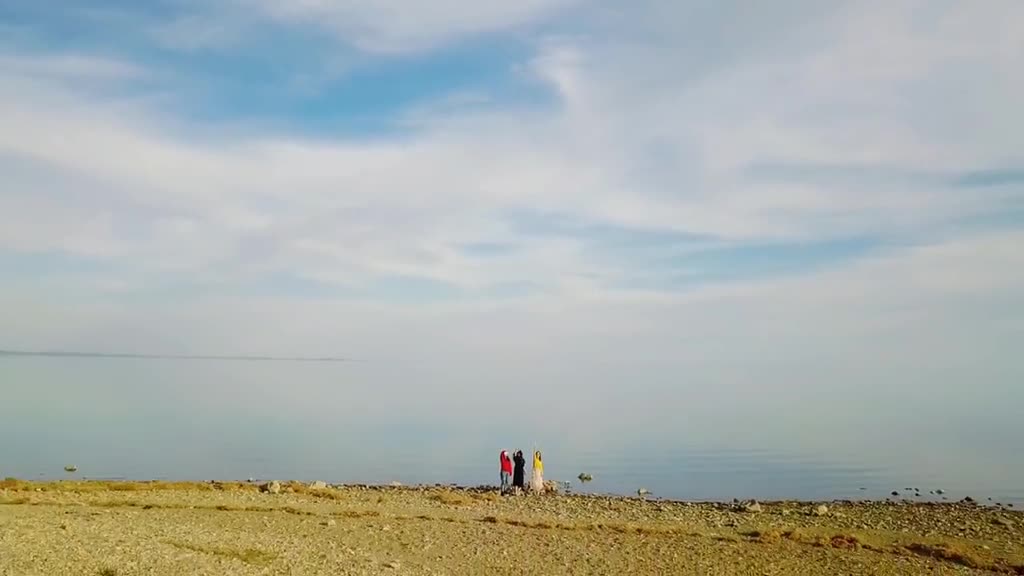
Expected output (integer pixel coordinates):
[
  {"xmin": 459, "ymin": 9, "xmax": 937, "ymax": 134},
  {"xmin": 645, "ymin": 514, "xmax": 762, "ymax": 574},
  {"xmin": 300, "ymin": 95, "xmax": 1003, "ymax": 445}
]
[{"xmin": 2, "ymin": 356, "xmax": 1022, "ymax": 505}]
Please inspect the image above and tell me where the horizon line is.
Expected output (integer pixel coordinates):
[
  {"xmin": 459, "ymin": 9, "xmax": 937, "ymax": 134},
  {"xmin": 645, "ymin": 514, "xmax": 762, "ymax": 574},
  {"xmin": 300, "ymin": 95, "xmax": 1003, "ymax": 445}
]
[{"xmin": 0, "ymin": 350, "xmax": 352, "ymax": 362}]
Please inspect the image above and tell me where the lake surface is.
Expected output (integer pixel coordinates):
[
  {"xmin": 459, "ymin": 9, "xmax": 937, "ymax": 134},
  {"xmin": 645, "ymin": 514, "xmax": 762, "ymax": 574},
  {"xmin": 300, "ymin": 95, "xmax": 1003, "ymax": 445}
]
[{"xmin": 2, "ymin": 356, "xmax": 1022, "ymax": 505}]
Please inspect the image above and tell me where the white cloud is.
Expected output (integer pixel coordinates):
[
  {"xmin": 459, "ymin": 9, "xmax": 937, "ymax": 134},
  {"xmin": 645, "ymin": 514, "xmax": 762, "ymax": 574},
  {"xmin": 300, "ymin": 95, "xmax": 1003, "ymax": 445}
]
[
  {"xmin": 0, "ymin": 53, "xmax": 144, "ymax": 82},
  {"xmin": 241, "ymin": 0, "xmax": 583, "ymax": 53},
  {"xmin": 150, "ymin": 15, "xmax": 245, "ymax": 52}
]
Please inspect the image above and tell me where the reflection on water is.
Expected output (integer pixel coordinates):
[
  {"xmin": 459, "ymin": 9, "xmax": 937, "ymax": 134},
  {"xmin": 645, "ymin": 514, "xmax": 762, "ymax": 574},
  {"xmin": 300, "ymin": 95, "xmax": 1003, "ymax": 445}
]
[{"xmin": 1, "ymin": 357, "xmax": 1021, "ymax": 505}]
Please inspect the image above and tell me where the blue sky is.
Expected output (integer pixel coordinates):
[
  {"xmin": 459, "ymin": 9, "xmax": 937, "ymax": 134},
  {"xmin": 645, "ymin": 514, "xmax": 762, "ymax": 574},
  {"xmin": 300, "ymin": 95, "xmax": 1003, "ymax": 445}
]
[{"xmin": 1, "ymin": 1, "xmax": 1023, "ymax": 479}]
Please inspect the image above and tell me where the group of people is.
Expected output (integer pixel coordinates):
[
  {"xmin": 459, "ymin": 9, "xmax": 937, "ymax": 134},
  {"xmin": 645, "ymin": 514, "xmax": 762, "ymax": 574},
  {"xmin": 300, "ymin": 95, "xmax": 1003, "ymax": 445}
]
[{"xmin": 498, "ymin": 450, "xmax": 544, "ymax": 495}]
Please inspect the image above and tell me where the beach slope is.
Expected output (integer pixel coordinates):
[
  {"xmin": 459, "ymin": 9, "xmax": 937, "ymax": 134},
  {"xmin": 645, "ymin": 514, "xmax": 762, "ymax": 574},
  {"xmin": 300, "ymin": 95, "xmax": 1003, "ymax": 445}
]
[{"xmin": 1, "ymin": 481, "xmax": 1022, "ymax": 575}]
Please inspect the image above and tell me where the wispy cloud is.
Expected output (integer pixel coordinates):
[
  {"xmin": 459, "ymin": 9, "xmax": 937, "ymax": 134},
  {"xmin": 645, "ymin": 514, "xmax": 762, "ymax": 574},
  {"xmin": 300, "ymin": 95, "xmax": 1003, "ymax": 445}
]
[
  {"xmin": 149, "ymin": 14, "xmax": 245, "ymax": 53},
  {"xmin": 0, "ymin": 52, "xmax": 143, "ymax": 80},
  {"xmin": 954, "ymin": 169, "xmax": 1024, "ymax": 189},
  {"xmin": 240, "ymin": 0, "xmax": 583, "ymax": 53}
]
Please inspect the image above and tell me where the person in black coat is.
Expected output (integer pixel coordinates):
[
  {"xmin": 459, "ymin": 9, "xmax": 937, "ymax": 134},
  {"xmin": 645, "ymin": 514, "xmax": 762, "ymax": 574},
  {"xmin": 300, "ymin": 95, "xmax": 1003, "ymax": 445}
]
[{"xmin": 512, "ymin": 450, "xmax": 526, "ymax": 491}]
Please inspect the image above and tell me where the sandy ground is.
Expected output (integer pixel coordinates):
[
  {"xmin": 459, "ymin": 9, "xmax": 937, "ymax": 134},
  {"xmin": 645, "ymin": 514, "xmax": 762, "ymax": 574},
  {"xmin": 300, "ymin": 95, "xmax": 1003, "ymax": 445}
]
[{"xmin": 1, "ymin": 480, "xmax": 1022, "ymax": 575}]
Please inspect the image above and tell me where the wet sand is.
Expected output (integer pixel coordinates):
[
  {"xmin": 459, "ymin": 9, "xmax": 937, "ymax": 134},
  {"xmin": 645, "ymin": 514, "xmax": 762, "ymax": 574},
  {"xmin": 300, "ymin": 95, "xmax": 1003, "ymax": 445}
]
[{"xmin": 1, "ymin": 480, "xmax": 1022, "ymax": 575}]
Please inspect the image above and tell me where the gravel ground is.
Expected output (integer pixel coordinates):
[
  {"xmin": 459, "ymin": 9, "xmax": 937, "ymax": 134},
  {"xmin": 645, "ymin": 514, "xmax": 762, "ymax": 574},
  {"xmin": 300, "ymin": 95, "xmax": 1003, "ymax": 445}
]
[{"xmin": 1, "ymin": 481, "xmax": 1022, "ymax": 575}]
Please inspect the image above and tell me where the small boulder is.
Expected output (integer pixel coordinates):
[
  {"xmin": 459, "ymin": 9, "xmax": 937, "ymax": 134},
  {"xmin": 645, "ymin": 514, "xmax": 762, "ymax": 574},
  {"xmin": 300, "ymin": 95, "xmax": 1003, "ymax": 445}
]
[
  {"xmin": 308, "ymin": 481, "xmax": 328, "ymax": 490},
  {"xmin": 389, "ymin": 481, "xmax": 403, "ymax": 487},
  {"xmin": 63, "ymin": 465, "xmax": 77, "ymax": 473},
  {"xmin": 813, "ymin": 505, "xmax": 829, "ymax": 517},
  {"xmin": 322, "ymin": 519, "xmax": 337, "ymax": 527},
  {"xmin": 578, "ymin": 473, "xmax": 593, "ymax": 483},
  {"xmin": 259, "ymin": 480, "xmax": 282, "ymax": 494},
  {"xmin": 743, "ymin": 501, "xmax": 763, "ymax": 514}
]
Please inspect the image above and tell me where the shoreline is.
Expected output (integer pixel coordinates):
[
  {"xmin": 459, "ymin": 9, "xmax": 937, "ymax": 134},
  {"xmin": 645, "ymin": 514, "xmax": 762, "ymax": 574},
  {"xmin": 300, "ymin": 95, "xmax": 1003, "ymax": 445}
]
[
  {"xmin": 2, "ymin": 479, "xmax": 1022, "ymax": 574},
  {"xmin": 2, "ymin": 478, "xmax": 1017, "ymax": 509}
]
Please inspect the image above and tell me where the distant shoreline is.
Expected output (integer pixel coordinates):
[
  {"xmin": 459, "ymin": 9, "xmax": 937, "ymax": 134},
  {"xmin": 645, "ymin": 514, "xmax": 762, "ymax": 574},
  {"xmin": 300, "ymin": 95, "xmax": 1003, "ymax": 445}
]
[{"xmin": 0, "ymin": 350, "xmax": 350, "ymax": 362}]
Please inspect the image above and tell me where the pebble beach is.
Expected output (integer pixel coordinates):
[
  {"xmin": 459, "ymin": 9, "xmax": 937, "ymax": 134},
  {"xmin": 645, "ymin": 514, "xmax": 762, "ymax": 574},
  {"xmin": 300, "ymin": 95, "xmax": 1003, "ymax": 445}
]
[{"xmin": 1, "ymin": 480, "xmax": 1022, "ymax": 575}]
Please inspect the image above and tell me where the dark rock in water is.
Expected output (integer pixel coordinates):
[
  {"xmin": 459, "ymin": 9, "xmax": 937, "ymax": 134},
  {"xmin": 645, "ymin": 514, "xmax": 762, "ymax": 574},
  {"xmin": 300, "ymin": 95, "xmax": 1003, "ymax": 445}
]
[
  {"xmin": 577, "ymin": 473, "xmax": 593, "ymax": 483},
  {"xmin": 962, "ymin": 496, "xmax": 976, "ymax": 504},
  {"xmin": 63, "ymin": 466, "xmax": 78, "ymax": 473},
  {"xmin": 859, "ymin": 487, "xmax": 867, "ymax": 491},
  {"xmin": 935, "ymin": 489, "xmax": 945, "ymax": 495},
  {"xmin": 891, "ymin": 491, "xmax": 900, "ymax": 496}
]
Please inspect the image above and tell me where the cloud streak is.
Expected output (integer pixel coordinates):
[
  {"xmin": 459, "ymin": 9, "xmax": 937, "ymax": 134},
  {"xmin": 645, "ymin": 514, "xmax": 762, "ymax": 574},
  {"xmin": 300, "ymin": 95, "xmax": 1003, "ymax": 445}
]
[{"xmin": 240, "ymin": 0, "xmax": 583, "ymax": 53}]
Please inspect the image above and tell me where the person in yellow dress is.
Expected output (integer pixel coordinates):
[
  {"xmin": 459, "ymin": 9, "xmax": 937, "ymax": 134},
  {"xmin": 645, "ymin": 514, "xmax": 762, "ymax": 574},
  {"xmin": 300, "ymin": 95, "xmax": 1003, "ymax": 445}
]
[{"xmin": 530, "ymin": 450, "xmax": 544, "ymax": 493}]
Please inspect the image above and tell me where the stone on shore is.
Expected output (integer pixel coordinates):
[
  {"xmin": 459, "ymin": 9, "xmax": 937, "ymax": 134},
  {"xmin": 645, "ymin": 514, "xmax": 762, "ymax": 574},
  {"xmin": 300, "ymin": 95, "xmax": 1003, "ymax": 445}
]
[
  {"xmin": 308, "ymin": 481, "xmax": 327, "ymax": 490},
  {"xmin": 260, "ymin": 481, "xmax": 282, "ymax": 494}
]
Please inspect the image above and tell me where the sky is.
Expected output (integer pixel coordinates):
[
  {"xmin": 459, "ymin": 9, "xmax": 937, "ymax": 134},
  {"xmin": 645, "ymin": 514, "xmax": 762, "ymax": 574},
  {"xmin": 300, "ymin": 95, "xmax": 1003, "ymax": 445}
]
[{"xmin": 1, "ymin": 1, "xmax": 1023, "ymax": 485}]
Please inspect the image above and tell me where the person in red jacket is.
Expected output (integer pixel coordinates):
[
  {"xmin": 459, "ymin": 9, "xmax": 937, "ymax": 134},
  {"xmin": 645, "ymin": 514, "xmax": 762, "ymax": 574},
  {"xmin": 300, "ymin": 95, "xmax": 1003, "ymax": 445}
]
[{"xmin": 499, "ymin": 450, "xmax": 513, "ymax": 495}]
